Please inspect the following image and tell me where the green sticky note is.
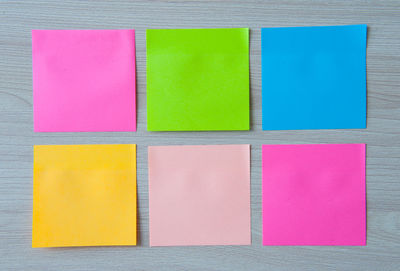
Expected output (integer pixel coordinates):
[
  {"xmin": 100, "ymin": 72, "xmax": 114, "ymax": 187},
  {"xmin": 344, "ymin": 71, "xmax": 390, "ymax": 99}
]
[{"xmin": 146, "ymin": 28, "xmax": 250, "ymax": 131}]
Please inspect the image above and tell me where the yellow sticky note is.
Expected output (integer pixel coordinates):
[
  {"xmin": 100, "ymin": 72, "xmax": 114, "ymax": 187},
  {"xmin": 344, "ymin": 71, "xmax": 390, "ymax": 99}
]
[{"xmin": 32, "ymin": 144, "xmax": 137, "ymax": 247}]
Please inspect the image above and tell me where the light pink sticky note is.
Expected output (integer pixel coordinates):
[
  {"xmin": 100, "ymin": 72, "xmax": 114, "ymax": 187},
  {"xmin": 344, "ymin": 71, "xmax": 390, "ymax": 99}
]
[
  {"xmin": 262, "ymin": 144, "xmax": 366, "ymax": 246},
  {"xmin": 32, "ymin": 30, "xmax": 136, "ymax": 132},
  {"xmin": 148, "ymin": 145, "xmax": 251, "ymax": 246}
]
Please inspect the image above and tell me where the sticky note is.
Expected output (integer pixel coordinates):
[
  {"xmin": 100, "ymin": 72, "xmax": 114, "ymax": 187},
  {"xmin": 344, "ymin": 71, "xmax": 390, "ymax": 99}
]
[
  {"xmin": 32, "ymin": 30, "xmax": 136, "ymax": 132},
  {"xmin": 148, "ymin": 145, "xmax": 251, "ymax": 246},
  {"xmin": 262, "ymin": 144, "xmax": 366, "ymax": 246},
  {"xmin": 32, "ymin": 144, "xmax": 137, "ymax": 247},
  {"xmin": 261, "ymin": 25, "xmax": 367, "ymax": 130},
  {"xmin": 146, "ymin": 28, "xmax": 249, "ymax": 131}
]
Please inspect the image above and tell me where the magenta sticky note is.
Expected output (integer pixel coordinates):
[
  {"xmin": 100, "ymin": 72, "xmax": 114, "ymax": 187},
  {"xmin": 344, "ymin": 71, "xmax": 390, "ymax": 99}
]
[
  {"xmin": 32, "ymin": 30, "xmax": 136, "ymax": 132},
  {"xmin": 148, "ymin": 145, "xmax": 251, "ymax": 246},
  {"xmin": 262, "ymin": 144, "xmax": 366, "ymax": 246}
]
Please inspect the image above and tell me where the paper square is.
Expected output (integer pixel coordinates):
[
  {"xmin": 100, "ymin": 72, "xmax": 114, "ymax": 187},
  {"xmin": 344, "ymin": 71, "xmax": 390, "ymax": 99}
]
[
  {"xmin": 148, "ymin": 145, "xmax": 251, "ymax": 246},
  {"xmin": 146, "ymin": 28, "xmax": 249, "ymax": 131},
  {"xmin": 261, "ymin": 25, "xmax": 367, "ymax": 130},
  {"xmin": 32, "ymin": 144, "xmax": 137, "ymax": 247},
  {"xmin": 262, "ymin": 144, "xmax": 366, "ymax": 246},
  {"xmin": 32, "ymin": 30, "xmax": 136, "ymax": 132}
]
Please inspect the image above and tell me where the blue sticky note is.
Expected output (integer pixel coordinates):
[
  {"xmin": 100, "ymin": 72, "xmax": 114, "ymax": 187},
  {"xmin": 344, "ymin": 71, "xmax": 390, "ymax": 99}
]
[{"xmin": 261, "ymin": 25, "xmax": 367, "ymax": 130}]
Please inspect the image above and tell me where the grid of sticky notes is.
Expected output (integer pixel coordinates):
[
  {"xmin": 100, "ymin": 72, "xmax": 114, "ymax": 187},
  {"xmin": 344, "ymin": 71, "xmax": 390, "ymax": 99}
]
[{"xmin": 31, "ymin": 25, "xmax": 368, "ymax": 248}]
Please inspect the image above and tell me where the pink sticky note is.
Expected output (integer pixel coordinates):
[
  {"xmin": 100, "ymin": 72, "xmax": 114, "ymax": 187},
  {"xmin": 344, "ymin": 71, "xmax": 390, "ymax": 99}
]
[
  {"xmin": 148, "ymin": 145, "xmax": 251, "ymax": 246},
  {"xmin": 262, "ymin": 144, "xmax": 366, "ymax": 246},
  {"xmin": 32, "ymin": 30, "xmax": 136, "ymax": 132}
]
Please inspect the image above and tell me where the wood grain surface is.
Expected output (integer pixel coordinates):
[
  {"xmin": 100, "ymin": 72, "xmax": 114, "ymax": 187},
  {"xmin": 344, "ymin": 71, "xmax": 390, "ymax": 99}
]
[{"xmin": 0, "ymin": 1, "xmax": 399, "ymax": 270}]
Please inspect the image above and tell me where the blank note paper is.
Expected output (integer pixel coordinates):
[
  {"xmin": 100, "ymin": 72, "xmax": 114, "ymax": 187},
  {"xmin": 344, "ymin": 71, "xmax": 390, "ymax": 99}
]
[
  {"xmin": 32, "ymin": 144, "xmax": 137, "ymax": 247},
  {"xmin": 261, "ymin": 25, "xmax": 367, "ymax": 130},
  {"xmin": 148, "ymin": 145, "xmax": 251, "ymax": 246},
  {"xmin": 146, "ymin": 28, "xmax": 249, "ymax": 131},
  {"xmin": 262, "ymin": 144, "xmax": 366, "ymax": 246},
  {"xmin": 32, "ymin": 30, "xmax": 136, "ymax": 132}
]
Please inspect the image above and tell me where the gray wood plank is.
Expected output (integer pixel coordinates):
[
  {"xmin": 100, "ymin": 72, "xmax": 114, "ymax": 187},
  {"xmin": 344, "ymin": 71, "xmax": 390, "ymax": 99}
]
[{"xmin": 0, "ymin": 0, "xmax": 399, "ymax": 270}]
